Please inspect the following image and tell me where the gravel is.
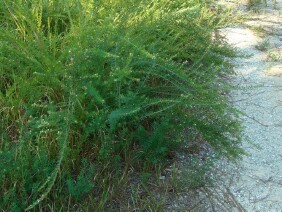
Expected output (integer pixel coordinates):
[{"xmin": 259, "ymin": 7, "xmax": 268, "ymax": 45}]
[{"xmin": 220, "ymin": 1, "xmax": 282, "ymax": 211}]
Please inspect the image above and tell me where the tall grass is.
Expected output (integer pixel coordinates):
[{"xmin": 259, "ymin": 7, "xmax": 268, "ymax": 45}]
[{"xmin": 0, "ymin": 0, "xmax": 243, "ymax": 210}]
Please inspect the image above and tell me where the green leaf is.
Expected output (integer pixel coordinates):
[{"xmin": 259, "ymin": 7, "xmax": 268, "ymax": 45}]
[
  {"xmin": 86, "ymin": 83, "xmax": 105, "ymax": 104},
  {"xmin": 109, "ymin": 107, "xmax": 140, "ymax": 129}
]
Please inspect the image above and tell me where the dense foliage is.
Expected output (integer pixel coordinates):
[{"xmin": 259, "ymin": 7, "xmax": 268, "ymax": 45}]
[{"xmin": 0, "ymin": 0, "xmax": 243, "ymax": 210}]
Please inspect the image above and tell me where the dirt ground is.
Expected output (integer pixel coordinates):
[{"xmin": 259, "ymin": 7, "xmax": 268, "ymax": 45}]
[{"xmin": 221, "ymin": 0, "xmax": 282, "ymax": 211}]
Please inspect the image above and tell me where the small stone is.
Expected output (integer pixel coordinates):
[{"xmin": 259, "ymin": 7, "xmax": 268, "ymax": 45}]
[{"xmin": 159, "ymin": 176, "xmax": 165, "ymax": 180}]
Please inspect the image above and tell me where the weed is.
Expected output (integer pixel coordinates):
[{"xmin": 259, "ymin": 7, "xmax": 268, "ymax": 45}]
[
  {"xmin": 247, "ymin": 25, "xmax": 267, "ymax": 37},
  {"xmin": 247, "ymin": 0, "xmax": 267, "ymax": 10},
  {"xmin": 0, "ymin": 0, "xmax": 243, "ymax": 210},
  {"xmin": 255, "ymin": 39, "xmax": 270, "ymax": 51},
  {"xmin": 267, "ymin": 50, "xmax": 281, "ymax": 61}
]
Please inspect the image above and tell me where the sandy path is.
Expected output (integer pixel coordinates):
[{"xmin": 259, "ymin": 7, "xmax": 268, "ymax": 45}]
[{"xmin": 222, "ymin": 1, "xmax": 282, "ymax": 211}]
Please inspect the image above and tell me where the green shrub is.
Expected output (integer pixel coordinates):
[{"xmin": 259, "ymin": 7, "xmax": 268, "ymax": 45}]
[{"xmin": 0, "ymin": 0, "xmax": 243, "ymax": 210}]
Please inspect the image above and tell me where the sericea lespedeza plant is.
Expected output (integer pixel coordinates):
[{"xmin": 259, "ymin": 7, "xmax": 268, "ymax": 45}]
[{"xmin": 0, "ymin": 0, "xmax": 244, "ymax": 210}]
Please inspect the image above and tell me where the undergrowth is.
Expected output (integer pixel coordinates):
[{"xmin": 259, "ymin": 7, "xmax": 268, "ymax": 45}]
[{"xmin": 0, "ymin": 0, "xmax": 244, "ymax": 211}]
